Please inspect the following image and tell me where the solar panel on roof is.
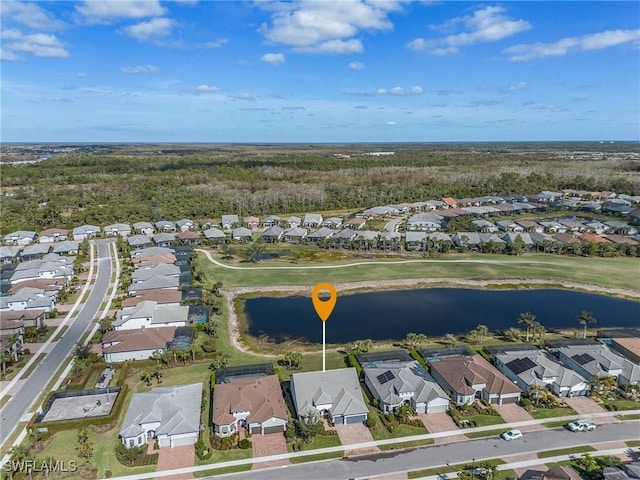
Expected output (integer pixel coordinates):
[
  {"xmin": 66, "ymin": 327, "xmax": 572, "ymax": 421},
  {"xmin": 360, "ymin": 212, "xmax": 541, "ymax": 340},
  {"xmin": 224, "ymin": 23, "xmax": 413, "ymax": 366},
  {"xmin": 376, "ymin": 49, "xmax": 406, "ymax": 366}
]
[
  {"xmin": 506, "ymin": 357, "xmax": 537, "ymax": 375},
  {"xmin": 376, "ymin": 370, "xmax": 395, "ymax": 385},
  {"xmin": 572, "ymin": 353, "xmax": 595, "ymax": 366}
]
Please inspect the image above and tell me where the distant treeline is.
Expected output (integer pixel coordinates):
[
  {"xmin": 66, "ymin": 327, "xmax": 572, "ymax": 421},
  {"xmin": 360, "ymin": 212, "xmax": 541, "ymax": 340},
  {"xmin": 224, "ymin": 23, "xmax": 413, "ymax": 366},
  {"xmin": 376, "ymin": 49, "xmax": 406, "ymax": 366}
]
[{"xmin": 1, "ymin": 145, "xmax": 638, "ymax": 233}]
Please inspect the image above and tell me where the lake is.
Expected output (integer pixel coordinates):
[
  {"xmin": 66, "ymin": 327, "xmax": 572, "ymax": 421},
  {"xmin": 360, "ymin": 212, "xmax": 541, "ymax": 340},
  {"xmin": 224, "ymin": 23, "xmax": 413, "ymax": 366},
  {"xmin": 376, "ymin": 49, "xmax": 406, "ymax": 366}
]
[{"xmin": 243, "ymin": 288, "xmax": 640, "ymax": 344}]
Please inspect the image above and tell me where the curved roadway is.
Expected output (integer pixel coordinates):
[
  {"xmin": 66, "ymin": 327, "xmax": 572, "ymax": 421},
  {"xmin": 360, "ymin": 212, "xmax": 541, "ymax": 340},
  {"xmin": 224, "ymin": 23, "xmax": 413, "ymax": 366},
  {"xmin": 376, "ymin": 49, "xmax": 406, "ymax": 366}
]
[{"xmin": 0, "ymin": 240, "xmax": 114, "ymax": 445}]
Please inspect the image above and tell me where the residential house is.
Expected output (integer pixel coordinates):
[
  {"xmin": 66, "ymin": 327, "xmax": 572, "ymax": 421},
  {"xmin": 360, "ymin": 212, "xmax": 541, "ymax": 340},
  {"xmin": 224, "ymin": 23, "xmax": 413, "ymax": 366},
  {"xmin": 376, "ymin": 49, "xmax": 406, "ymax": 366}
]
[
  {"xmin": 152, "ymin": 233, "xmax": 176, "ymax": 248},
  {"xmin": 127, "ymin": 235, "xmax": 153, "ymax": 250},
  {"xmin": 345, "ymin": 218, "xmax": 367, "ymax": 230},
  {"xmin": 406, "ymin": 213, "xmax": 444, "ymax": 232},
  {"xmin": 131, "ymin": 264, "xmax": 181, "ymax": 283},
  {"xmin": 604, "ymin": 221, "xmax": 637, "ymax": 235},
  {"xmin": 243, "ymin": 216, "xmax": 260, "ymax": 231},
  {"xmin": 362, "ymin": 360, "xmax": 449, "ymax": 414},
  {"xmin": 199, "ymin": 219, "xmax": 218, "ymax": 230},
  {"xmin": 133, "ymin": 222, "xmax": 155, "ymax": 236},
  {"xmin": 262, "ymin": 215, "xmax": 281, "ymax": 228},
  {"xmin": 303, "ymin": 214, "xmax": 323, "ymax": 228},
  {"xmin": 0, "ymin": 309, "xmax": 46, "ymax": 329},
  {"xmin": 203, "ymin": 227, "xmax": 227, "ymax": 245},
  {"xmin": 452, "ymin": 232, "xmax": 505, "ymax": 250},
  {"xmin": 221, "ymin": 215, "xmax": 239, "ymax": 230},
  {"xmin": 539, "ymin": 221, "xmax": 568, "ymax": 234},
  {"xmin": 305, "ymin": 227, "xmax": 334, "ymax": 244},
  {"xmin": 113, "ymin": 301, "xmax": 189, "ymax": 330},
  {"xmin": 0, "ymin": 247, "xmax": 21, "ymax": 264},
  {"xmin": 428, "ymin": 354, "xmax": 522, "ymax": 405},
  {"xmin": 285, "ymin": 216, "xmax": 301, "ymax": 228},
  {"xmin": 442, "ymin": 198, "xmax": 458, "ymax": 209},
  {"xmin": 8, "ymin": 278, "xmax": 64, "ymax": 296},
  {"xmin": 322, "ymin": 217, "xmax": 343, "ymax": 229},
  {"xmin": 121, "ymin": 289, "xmax": 183, "ymax": 310},
  {"xmin": 496, "ymin": 220, "xmax": 524, "ymax": 232},
  {"xmin": 405, "ymin": 231, "xmax": 426, "ymax": 251},
  {"xmin": 493, "ymin": 348, "xmax": 589, "ymax": 397},
  {"xmin": 119, "ymin": 383, "xmax": 202, "ymax": 449},
  {"xmin": 102, "ymin": 327, "xmax": 176, "ymax": 362},
  {"xmin": 473, "ymin": 220, "xmax": 499, "ymax": 233},
  {"xmin": 72, "ymin": 225, "xmax": 100, "ymax": 241},
  {"xmin": 558, "ymin": 219, "xmax": 586, "ymax": 233},
  {"xmin": 283, "ymin": 227, "xmax": 307, "ymax": 244},
  {"xmin": 583, "ymin": 221, "xmax": 610, "ymax": 235},
  {"xmin": 4, "ymin": 231, "xmax": 36, "ymax": 246},
  {"xmin": 175, "ymin": 230, "xmax": 201, "ymax": 245},
  {"xmin": 176, "ymin": 219, "xmax": 196, "ymax": 232},
  {"xmin": 533, "ymin": 191, "xmax": 563, "ymax": 203},
  {"xmin": 354, "ymin": 231, "xmax": 379, "ymax": 249},
  {"xmin": 10, "ymin": 254, "xmax": 74, "ymax": 285},
  {"xmin": 51, "ymin": 241, "xmax": 79, "ymax": 255},
  {"xmin": 130, "ymin": 247, "xmax": 175, "ymax": 259},
  {"xmin": 231, "ymin": 227, "xmax": 252, "ymax": 242},
  {"xmin": 0, "ymin": 287, "xmax": 56, "ymax": 312},
  {"xmin": 104, "ymin": 223, "xmax": 132, "ymax": 237},
  {"xmin": 212, "ymin": 375, "xmax": 288, "ymax": 437},
  {"xmin": 424, "ymin": 200, "xmax": 446, "ymax": 210},
  {"xmin": 331, "ymin": 229, "xmax": 358, "ymax": 248},
  {"xmin": 261, "ymin": 226, "xmax": 284, "ymax": 243},
  {"xmin": 476, "ymin": 196, "xmax": 505, "ymax": 205},
  {"xmin": 38, "ymin": 228, "xmax": 68, "ymax": 243},
  {"xmin": 290, "ymin": 368, "xmax": 368, "ymax": 425},
  {"xmin": 20, "ymin": 244, "xmax": 50, "ymax": 261},
  {"xmin": 378, "ymin": 231, "xmax": 401, "ymax": 251},
  {"xmin": 501, "ymin": 232, "xmax": 535, "ymax": 249},
  {"xmin": 554, "ymin": 344, "xmax": 640, "ymax": 387},
  {"xmin": 127, "ymin": 276, "xmax": 180, "ymax": 294},
  {"xmin": 154, "ymin": 220, "xmax": 176, "ymax": 233},
  {"xmin": 609, "ymin": 338, "xmax": 640, "ymax": 364},
  {"xmin": 516, "ymin": 220, "xmax": 544, "ymax": 233}
]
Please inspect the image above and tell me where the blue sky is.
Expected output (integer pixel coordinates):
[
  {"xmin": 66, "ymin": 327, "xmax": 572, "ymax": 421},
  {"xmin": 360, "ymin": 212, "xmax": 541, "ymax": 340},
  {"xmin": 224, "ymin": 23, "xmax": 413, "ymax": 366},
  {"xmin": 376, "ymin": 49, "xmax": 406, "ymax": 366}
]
[{"xmin": 1, "ymin": 1, "xmax": 639, "ymax": 143}]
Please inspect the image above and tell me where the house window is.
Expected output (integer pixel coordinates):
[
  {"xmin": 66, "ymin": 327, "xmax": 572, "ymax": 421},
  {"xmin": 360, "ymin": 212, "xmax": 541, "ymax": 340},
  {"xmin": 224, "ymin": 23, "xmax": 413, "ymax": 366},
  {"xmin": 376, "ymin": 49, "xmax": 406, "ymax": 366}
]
[
  {"xmin": 128, "ymin": 439, "xmax": 134, "ymax": 448},
  {"xmin": 222, "ymin": 427, "xmax": 228, "ymax": 434}
]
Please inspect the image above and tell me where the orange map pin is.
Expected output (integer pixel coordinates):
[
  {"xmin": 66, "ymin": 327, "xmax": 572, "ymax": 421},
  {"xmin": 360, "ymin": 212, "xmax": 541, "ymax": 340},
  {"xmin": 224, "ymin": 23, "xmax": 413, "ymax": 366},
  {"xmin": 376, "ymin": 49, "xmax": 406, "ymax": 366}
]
[{"xmin": 312, "ymin": 283, "xmax": 337, "ymax": 322}]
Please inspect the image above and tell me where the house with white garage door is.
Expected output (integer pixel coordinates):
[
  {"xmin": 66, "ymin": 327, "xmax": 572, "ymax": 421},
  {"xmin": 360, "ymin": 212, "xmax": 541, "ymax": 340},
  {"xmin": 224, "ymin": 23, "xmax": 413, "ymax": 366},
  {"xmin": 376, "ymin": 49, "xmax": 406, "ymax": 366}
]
[
  {"xmin": 290, "ymin": 368, "xmax": 368, "ymax": 425},
  {"xmin": 119, "ymin": 383, "xmax": 202, "ymax": 449},
  {"xmin": 363, "ymin": 360, "xmax": 449, "ymax": 414}
]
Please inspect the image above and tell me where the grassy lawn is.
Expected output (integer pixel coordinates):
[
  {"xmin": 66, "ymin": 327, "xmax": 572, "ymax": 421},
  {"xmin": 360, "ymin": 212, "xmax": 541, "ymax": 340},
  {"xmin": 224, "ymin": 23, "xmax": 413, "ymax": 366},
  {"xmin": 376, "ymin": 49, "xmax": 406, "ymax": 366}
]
[
  {"xmin": 286, "ymin": 433, "xmax": 342, "ymax": 453},
  {"xmin": 408, "ymin": 460, "xmax": 506, "ymax": 479},
  {"xmin": 461, "ymin": 414, "xmax": 505, "ymax": 427},
  {"xmin": 196, "ymin": 250, "xmax": 640, "ymax": 292},
  {"xmin": 34, "ymin": 427, "xmax": 155, "ymax": 479},
  {"xmin": 379, "ymin": 438, "xmax": 434, "ymax": 451},
  {"xmin": 597, "ymin": 397, "xmax": 640, "ymax": 411},
  {"xmin": 194, "ymin": 448, "xmax": 252, "ymax": 467},
  {"xmin": 465, "ymin": 428, "xmax": 507, "ymax": 439},
  {"xmin": 527, "ymin": 406, "xmax": 578, "ymax": 420},
  {"xmin": 626, "ymin": 440, "xmax": 640, "ymax": 447},
  {"xmin": 617, "ymin": 413, "xmax": 640, "ymax": 420},
  {"xmin": 542, "ymin": 420, "xmax": 572, "ymax": 429},
  {"xmin": 365, "ymin": 407, "xmax": 429, "ymax": 441},
  {"xmin": 290, "ymin": 451, "xmax": 344, "ymax": 464},
  {"xmin": 193, "ymin": 464, "xmax": 252, "ymax": 477},
  {"xmin": 537, "ymin": 445, "xmax": 596, "ymax": 458}
]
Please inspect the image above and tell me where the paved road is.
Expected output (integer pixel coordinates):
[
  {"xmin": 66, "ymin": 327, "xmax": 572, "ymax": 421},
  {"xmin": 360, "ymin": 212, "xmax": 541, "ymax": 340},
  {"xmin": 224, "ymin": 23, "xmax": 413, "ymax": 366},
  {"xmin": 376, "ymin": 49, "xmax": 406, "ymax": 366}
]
[
  {"xmin": 211, "ymin": 421, "xmax": 640, "ymax": 480},
  {"xmin": 0, "ymin": 241, "xmax": 113, "ymax": 444}
]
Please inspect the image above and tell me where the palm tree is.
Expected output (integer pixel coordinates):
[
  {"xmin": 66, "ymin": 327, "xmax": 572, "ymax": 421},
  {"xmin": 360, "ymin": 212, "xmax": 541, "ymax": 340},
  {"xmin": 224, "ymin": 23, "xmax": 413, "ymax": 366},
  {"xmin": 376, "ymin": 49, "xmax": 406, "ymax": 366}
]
[
  {"xmin": 0, "ymin": 351, "xmax": 11, "ymax": 374},
  {"xmin": 141, "ymin": 369, "xmax": 153, "ymax": 386},
  {"xmin": 150, "ymin": 349, "xmax": 163, "ymax": 366},
  {"xmin": 532, "ymin": 322, "xmax": 546, "ymax": 345},
  {"xmin": 152, "ymin": 366, "xmax": 163, "ymax": 384},
  {"xmin": 577, "ymin": 311, "xmax": 597, "ymax": 339},
  {"xmin": 443, "ymin": 333, "xmax": 457, "ymax": 346},
  {"xmin": 189, "ymin": 342, "xmax": 200, "ymax": 362},
  {"xmin": 475, "ymin": 325, "xmax": 489, "ymax": 345},
  {"xmin": 503, "ymin": 327, "xmax": 521, "ymax": 342},
  {"xmin": 518, "ymin": 312, "xmax": 536, "ymax": 343}
]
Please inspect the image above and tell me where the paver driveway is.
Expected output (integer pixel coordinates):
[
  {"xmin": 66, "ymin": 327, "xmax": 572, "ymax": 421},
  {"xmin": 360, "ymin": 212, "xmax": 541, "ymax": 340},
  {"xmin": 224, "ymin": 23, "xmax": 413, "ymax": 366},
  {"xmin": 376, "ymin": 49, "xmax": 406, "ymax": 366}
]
[
  {"xmin": 493, "ymin": 403, "xmax": 541, "ymax": 432},
  {"xmin": 564, "ymin": 396, "xmax": 607, "ymax": 415},
  {"xmin": 417, "ymin": 413, "xmax": 467, "ymax": 444},
  {"xmin": 154, "ymin": 444, "xmax": 195, "ymax": 480},
  {"xmin": 334, "ymin": 423, "xmax": 380, "ymax": 456},
  {"xmin": 251, "ymin": 432, "xmax": 290, "ymax": 470}
]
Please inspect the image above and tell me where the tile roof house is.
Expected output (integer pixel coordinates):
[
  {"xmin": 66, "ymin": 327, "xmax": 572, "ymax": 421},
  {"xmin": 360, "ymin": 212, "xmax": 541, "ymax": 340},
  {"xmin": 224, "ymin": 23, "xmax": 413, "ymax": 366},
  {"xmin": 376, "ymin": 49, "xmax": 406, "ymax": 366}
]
[
  {"xmin": 285, "ymin": 216, "xmax": 301, "ymax": 228},
  {"xmin": 176, "ymin": 219, "xmax": 196, "ymax": 231},
  {"xmin": 493, "ymin": 348, "xmax": 589, "ymax": 397},
  {"xmin": 212, "ymin": 375, "xmax": 287, "ymax": 437},
  {"xmin": 290, "ymin": 368, "xmax": 368, "ymax": 425},
  {"xmin": 131, "ymin": 263, "xmax": 181, "ymax": 283},
  {"xmin": 20, "ymin": 244, "xmax": 51, "ymax": 261},
  {"xmin": 127, "ymin": 235, "xmax": 153, "ymax": 249},
  {"xmin": 4, "ymin": 231, "xmax": 37, "ymax": 246},
  {"xmin": 113, "ymin": 301, "xmax": 189, "ymax": 330},
  {"xmin": 154, "ymin": 220, "xmax": 176, "ymax": 233},
  {"xmin": 104, "ymin": 223, "xmax": 132, "ymax": 237},
  {"xmin": 0, "ymin": 287, "xmax": 56, "ymax": 312},
  {"xmin": 261, "ymin": 226, "xmax": 284, "ymax": 243},
  {"xmin": 38, "ymin": 228, "xmax": 68, "ymax": 243},
  {"xmin": 175, "ymin": 230, "xmax": 201, "ymax": 245},
  {"xmin": 102, "ymin": 327, "xmax": 176, "ymax": 363},
  {"xmin": 302, "ymin": 214, "xmax": 323, "ymax": 228},
  {"xmin": 243, "ymin": 216, "xmax": 260, "ymax": 230},
  {"xmin": 305, "ymin": 227, "xmax": 334, "ymax": 244},
  {"xmin": 72, "ymin": 225, "xmax": 100, "ymax": 241},
  {"xmin": 262, "ymin": 215, "xmax": 281, "ymax": 228},
  {"xmin": 51, "ymin": 241, "xmax": 79, "ymax": 255},
  {"xmin": 406, "ymin": 213, "xmax": 444, "ymax": 232},
  {"xmin": 609, "ymin": 338, "xmax": 640, "ymax": 364},
  {"xmin": 127, "ymin": 276, "xmax": 180, "ymax": 294},
  {"xmin": 0, "ymin": 247, "xmax": 21, "ymax": 264},
  {"xmin": 121, "ymin": 288, "xmax": 183, "ymax": 309},
  {"xmin": 231, "ymin": 227, "xmax": 252, "ymax": 242},
  {"xmin": 283, "ymin": 227, "xmax": 307, "ymax": 244},
  {"xmin": 322, "ymin": 217, "xmax": 344, "ymax": 228},
  {"xmin": 152, "ymin": 233, "xmax": 176, "ymax": 248},
  {"xmin": 0, "ymin": 310, "xmax": 46, "ymax": 329},
  {"xmin": 405, "ymin": 231, "xmax": 426, "ymax": 251},
  {"xmin": 10, "ymin": 254, "xmax": 74, "ymax": 285},
  {"xmin": 428, "ymin": 354, "xmax": 522, "ymax": 405},
  {"xmin": 363, "ymin": 360, "xmax": 449, "ymax": 414},
  {"xmin": 554, "ymin": 344, "xmax": 640, "ymax": 387},
  {"xmin": 221, "ymin": 215, "xmax": 239, "ymax": 230},
  {"xmin": 473, "ymin": 220, "xmax": 499, "ymax": 233},
  {"xmin": 133, "ymin": 222, "xmax": 155, "ymax": 236},
  {"xmin": 203, "ymin": 227, "xmax": 227, "ymax": 245},
  {"xmin": 120, "ymin": 383, "xmax": 202, "ymax": 449}
]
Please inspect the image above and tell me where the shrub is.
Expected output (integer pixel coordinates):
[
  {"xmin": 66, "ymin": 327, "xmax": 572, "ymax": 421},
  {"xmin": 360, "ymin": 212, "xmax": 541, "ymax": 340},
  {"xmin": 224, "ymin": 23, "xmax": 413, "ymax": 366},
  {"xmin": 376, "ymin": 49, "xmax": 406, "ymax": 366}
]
[
  {"xmin": 239, "ymin": 439, "xmax": 251, "ymax": 449},
  {"xmin": 201, "ymin": 339, "xmax": 217, "ymax": 353},
  {"xmin": 366, "ymin": 416, "xmax": 377, "ymax": 428}
]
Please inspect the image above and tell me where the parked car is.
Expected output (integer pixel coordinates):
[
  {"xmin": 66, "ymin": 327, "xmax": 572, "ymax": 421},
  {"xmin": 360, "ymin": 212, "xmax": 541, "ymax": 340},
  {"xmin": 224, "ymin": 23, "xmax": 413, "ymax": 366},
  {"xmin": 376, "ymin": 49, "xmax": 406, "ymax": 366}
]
[
  {"xmin": 567, "ymin": 420, "xmax": 596, "ymax": 432},
  {"xmin": 500, "ymin": 429, "xmax": 523, "ymax": 441}
]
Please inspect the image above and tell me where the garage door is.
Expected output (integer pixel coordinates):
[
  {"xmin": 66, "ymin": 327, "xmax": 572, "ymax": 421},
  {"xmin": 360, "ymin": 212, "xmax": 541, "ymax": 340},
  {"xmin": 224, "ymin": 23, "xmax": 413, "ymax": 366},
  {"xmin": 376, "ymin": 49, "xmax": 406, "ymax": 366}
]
[
  {"xmin": 501, "ymin": 396, "xmax": 519, "ymax": 404},
  {"xmin": 263, "ymin": 425, "xmax": 284, "ymax": 434},
  {"xmin": 171, "ymin": 435, "xmax": 196, "ymax": 447},
  {"xmin": 250, "ymin": 426, "xmax": 261, "ymax": 435},
  {"xmin": 345, "ymin": 415, "xmax": 366, "ymax": 424}
]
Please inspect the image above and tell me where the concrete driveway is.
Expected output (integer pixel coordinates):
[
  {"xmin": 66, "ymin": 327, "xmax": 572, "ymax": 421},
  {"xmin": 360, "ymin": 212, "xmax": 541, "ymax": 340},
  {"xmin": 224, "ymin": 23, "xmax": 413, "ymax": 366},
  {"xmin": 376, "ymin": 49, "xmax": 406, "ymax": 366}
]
[
  {"xmin": 493, "ymin": 404, "xmax": 541, "ymax": 432},
  {"xmin": 334, "ymin": 423, "xmax": 380, "ymax": 456},
  {"xmin": 251, "ymin": 433, "xmax": 290, "ymax": 470},
  {"xmin": 417, "ymin": 413, "xmax": 466, "ymax": 444},
  {"xmin": 564, "ymin": 396, "xmax": 606, "ymax": 415}
]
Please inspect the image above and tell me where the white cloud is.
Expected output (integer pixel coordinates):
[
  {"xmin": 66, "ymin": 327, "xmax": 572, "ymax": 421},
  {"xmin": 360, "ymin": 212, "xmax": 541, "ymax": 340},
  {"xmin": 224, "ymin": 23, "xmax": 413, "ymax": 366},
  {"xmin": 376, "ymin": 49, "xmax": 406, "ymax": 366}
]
[
  {"xmin": 122, "ymin": 18, "xmax": 175, "ymax": 41},
  {"xmin": 75, "ymin": 0, "xmax": 167, "ymax": 24},
  {"xmin": 386, "ymin": 121, "xmax": 397, "ymax": 125},
  {"xmin": 230, "ymin": 92, "xmax": 254, "ymax": 100},
  {"xmin": 195, "ymin": 84, "xmax": 219, "ymax": 93},
  {"xmin": 503, "ymin": 29, "xmax": 640, "ymax": 61},
  {"xmin": 408, "ymin": 6, "xmax": 531, "ymax": 54},
  {"xmin": 0, "ymin": 48, "xmax": 19, "ymax": 61},
  {"xmin": 261, "ymin": 52, "xmax": 285, "ymax": 65},
  {"xmin": 201, "ymin": 38, "xmax": 228, "ymax": 49},
  {"xmin": 1, "ymin": 1, "xmax": 66, "ymax": 30},
  {"xmin": 387, "ymin": 85, "xmax": 424, "ymax": 95},
  {"xmin": 507, "ymin": 81, "xmax": 528, "ymax": 92},
  {"xmin": 259, "ymin": 0, "xmax": 401, "ymax": 54},
  {"xmin": 0, "ymin": 29, "xmax": 68, "ymax": 60},
  {"xmin": 348, "ymin": 61, "xmax": 365, "ymax": 70},
  {"xmin": 77, "ymin": 72, "xmax": 88, "ymax": 78},
  {"xmin": 120, "ymin": 65, "xmax": 159, "ymax": 74}
]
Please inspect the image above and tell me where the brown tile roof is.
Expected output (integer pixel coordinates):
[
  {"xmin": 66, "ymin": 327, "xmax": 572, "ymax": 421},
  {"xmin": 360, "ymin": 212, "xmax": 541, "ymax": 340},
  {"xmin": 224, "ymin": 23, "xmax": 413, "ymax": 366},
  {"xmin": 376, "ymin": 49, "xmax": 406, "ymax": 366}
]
[
  {"xmin": 213, "ymin": 375, "xmax": 287, "ymax": 426},
  {"xmin": 8, "ymin": 278, "xmax": 66, "ymax": 294},
  {"xmin": 102, "ymin": 327, "xmax": 175, "ymax": 354},
  {"xmin": 39, "ymin": 228, "xmax": 69, "ymax": 236},
  {"xmin": 430, "ymin": 354, "xmax": 521, "ymax": 396},
  {"xmin": 132, "ymin": 253, "xmax": 176, "ymax": 266},
  {"xmin": 579, "ymin": 233, "xmax": 609, "ymax": 243},
  {"xmin": 553, "ymin": 233, "xmax": 581, "ymax": 244},
  {"xmin": 0, "ymin": 310, "xmax": 45, "ymax": 324},
  {"xmin": 121, "ymin": 289, "xmax": 183, "ymax": 309},
  {"xmin": 604, "ymin": 234, "xmax": 638, "ymax": 245},
  {"xmin": 516, "ymin": 220, "xmax": 541, "ymax": 228},
  {"xmin": 176, "ymin": 230, "xmax": 201, "ymax": 240},
  {"xmin": 611, "ymin": 338, "xmax": 640, "ymax": 358},
  {"xmin": 442, "ymin": 197, "xmax": 457, "ymax": 207}
]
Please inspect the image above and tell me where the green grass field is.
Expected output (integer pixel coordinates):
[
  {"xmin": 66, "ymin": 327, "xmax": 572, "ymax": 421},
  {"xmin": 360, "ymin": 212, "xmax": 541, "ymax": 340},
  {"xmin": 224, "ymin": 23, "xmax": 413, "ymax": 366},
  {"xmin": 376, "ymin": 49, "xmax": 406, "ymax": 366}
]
[
  {"xmin": 196, "ymin": 250, "xmax": 640, "ymax": 291},
  {"xmin": 537, "ymin": 445, "xmax": 596, "ymax": 458},
  {"xmin": 527, "ymin": 406, "xmax": 578, "ymax": 420}
]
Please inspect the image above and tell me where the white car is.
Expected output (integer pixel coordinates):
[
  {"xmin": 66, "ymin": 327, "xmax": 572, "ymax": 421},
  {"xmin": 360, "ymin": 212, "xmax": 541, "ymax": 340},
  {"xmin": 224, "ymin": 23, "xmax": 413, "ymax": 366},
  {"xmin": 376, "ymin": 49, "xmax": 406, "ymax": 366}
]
[
  {"xmin": 567, "ymin": 420, "xmax": 596, "ymax": 432},
  {"xmin": 500, "ymin": 429, "xmax": 523, "ymax": 441}
]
